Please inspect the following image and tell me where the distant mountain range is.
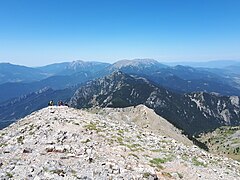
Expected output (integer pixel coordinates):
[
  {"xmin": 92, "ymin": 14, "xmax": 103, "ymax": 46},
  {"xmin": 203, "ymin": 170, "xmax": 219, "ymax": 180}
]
[
  {"xmin": 1, "ymin": 59, "xmax": 240, "ymax": 135},
  {"xmin": 165, "ymin": 60, "xmax": 240, "ymax": 69},
  {"xmin": 0, "ymin": 63, "xmax": 48, "ymax": 84},
  {"xmin": 69, "ymin": 71, "xmax": 240, "ymax": 135},
  {"xmin": 36, "ymin": 60, "xmax": 110, "ymax": 75}
]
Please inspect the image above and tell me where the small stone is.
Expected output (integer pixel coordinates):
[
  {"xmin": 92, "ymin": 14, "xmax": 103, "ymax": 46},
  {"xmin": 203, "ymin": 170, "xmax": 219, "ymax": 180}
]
[
  {"xmin": 86, "ymin": 148, "xmax": 92, "ymax": 155},
  {"xmin": 45, "ymin": 145, "xmax": 55, "ymax": 152},
  {"xmin": 60, "ymin": 156, "xmax": 69, "ymax": 159},
  {"xmin": 33, "ymin": 176, "xmax": 41, "ymax": 180},
  {"xmin": 29, "ymin": 167, "xmax": 34, "ymax": 172},
  {"xmin": 55, "ymin": 146, "xmax": 65, "ymax": 153},
  {"xmin": 23, "ymin": 148, "xmax": 32, "ymax": 153},
  {"xmin": 113, "ymin": 169, "xmax": 120, "ymax": 174},
  {"xmin": 126, "ymin": 164, "xmax": 133, "ymax": 170},
  {"xmin": 89, "ymin": 157, "xmax": 93, "ymax": 163},
  {"xmin": 66, "ymin": 153, "xmax": 76, "ymax": 157}
]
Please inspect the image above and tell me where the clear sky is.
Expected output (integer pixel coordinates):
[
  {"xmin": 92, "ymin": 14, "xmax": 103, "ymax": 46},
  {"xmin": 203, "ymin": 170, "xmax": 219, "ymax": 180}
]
[{"xmin": 0, "ymin": 0, "xmax": 240, "ymax": 66}]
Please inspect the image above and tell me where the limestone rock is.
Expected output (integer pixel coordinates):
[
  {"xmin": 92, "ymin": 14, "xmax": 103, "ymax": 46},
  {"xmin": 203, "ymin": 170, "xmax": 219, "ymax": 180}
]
[{"xmin": 0, "ymin": 106, "xmax": 239, "ymax": 179}]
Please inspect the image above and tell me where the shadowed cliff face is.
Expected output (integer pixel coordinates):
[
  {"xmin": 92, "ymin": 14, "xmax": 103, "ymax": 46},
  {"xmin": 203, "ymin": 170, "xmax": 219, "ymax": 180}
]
[
  {"xmin": 70, "ymin": 71, "xmax": 240, "ymax": 135},
  {"xmin": 0, "ymin": 106, "xmax": 239, "ymax": 179}
]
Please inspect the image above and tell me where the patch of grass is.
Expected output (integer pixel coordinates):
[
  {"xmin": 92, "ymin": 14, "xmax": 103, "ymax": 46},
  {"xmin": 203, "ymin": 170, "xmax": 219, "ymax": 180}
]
[
  {"xmin": 120, "ymin": 142, "xmax": 144, "ymax": 151},
  {"xmin": 50, "ymin": 169, "xmax": 65, "ymax": 175},
  {"xmin": 143, "ymin": 154, "xmax": 150, "ymax": 158},
  {"xmin": 137, "ymin": 135, "xmax": 141, "ymax": 139},
  {"xmin": 0, "ymin": 143, "xmax": 7, "ymax": 147},
  {"xmin": 150, "ymin": 157, "xmax": 170, "ymax": 164},
  {"xmin": 43, "ymin": 167, "xmax": 49, "ymax": 172},
  {"xmin": 129, "ymin": 153, "xmax": 139, "ymax": 159},
  {"xmin": 151, "ymin": 149, "xmax": 162, "ymax": 152},
  {"xmin": 143, "ymin": 172, "xmax": 151, "ymax": 178},
  {"xmin": 98, "ymin": 133, "xmax": 106, "ymax": 138},
  {"xmin": 126, "ymin": 143, "xmax": 141, "ymax": 149},
  {"xmin": 6, "ymin": 172, "xmax": 13, "ymax": 178},
  {"xmin": 177, "ymin": 172, "xmax": 183, "ymax": 179},
  {"xmin": 149, "ymin": 162, "xmax": 163, "ymax": 170},
  {"xmin": 149, "ymin": 158, "xmax": 164, "ymax": 169},
  {"xmin": 181, "ymin": 154, "xmax": 189, "ymax": 161},
  {"xmin": 149, "ymin": 156, "xmax": 172, "ymax": 169},
  {"xmin": 29, "ymin": 131, "xmax": 35, "ymax": 135},
  {"xmin": 17, "ymin": 136, "xmax": 24, "ymax": 144},
  {"xmin": 84, "ymin": 122, "xmax": 97, "ymax": 130},
  {"xmin": 192, "ymin": 157, "xmax": 207, "ymax": 167},
  {"xmin": 162, "ymin": 172, "xmax": 172, "ymax": 178},
  {"xmin": 1, "ymin": 132, "xmax": 6, "ymax": 136},
  {"xmin": 84, "ymin": 122, "xmax": 101, "ymax": 132},
  {"xmin": 117, "ymin": 137, "xmax": 123, "ymax": 143},
  {"xmin": 118, "ymin": 129, "xmax": 124, "ymax": 134},
  {"xmin": 71, "ymin": 169, "xmax": 77, "ymax": 177},
  {"xmin": 107, "ymin": 138, "xmax": 114, "ymax": 145},
  {"xmin": 29, "ymin": 124, "xmax": 34, "ymax": 131}
]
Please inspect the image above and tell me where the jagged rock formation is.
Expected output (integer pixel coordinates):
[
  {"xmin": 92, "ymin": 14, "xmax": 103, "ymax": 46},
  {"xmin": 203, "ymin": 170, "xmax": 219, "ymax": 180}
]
[
  {"xmin": 187, "ymin": 93, "xmax": 240, "ymax": 125},
  {"xmin": 69, "ymin": 71, "xmax": 240, "ymax": 135},
  {"xmin": 0, "ymin": 106, "xmax": 239, "ymax": 179}
]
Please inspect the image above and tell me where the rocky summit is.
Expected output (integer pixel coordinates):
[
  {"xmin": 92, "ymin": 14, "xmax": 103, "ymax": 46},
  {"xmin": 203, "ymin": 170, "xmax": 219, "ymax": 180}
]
[{"xmin": 0, "ymin": 106, "xmax": 240, "ymax": 179}]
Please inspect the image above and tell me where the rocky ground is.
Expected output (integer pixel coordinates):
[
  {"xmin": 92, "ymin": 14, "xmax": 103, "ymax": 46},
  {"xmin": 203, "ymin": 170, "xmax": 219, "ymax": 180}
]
[{"xmin": 0, "ymin": 105, "xmax": 239, "ymax": 179}]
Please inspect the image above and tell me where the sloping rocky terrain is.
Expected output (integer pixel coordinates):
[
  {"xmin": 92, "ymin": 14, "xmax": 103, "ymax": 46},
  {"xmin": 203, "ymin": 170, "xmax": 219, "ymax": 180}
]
[
  {"xmin": 0, "ymin": 106, "xmax": 239, "ymax": 179},
  {"xmin": 198, "ymin": 126, "xmax": 240, "ymax": 161}
]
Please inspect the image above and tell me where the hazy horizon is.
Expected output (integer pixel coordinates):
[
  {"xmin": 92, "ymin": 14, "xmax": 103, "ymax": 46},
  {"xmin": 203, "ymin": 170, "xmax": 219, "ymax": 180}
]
[{"xmin": 1, "ymin": 58, "xmax": 240, "ymax": 68}]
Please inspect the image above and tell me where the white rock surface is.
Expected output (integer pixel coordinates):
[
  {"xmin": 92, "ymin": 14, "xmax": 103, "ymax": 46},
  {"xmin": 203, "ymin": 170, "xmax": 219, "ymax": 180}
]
[{"xmin": 0, "ymin": 105, "xmax": 239, "ymax": 179}]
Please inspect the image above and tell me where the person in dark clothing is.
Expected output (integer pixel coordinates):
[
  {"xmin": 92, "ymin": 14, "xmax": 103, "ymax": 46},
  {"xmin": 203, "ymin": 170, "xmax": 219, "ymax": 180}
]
[{"xmin": 48, "ymin": 100, "xmax": 54, "ymax": 106}]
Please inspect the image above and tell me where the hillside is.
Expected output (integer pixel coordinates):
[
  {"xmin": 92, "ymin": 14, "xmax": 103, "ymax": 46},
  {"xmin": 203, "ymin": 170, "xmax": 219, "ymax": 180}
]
[
  {"xmin": 0, "ymin": 106, "xmax": 239, "ymax": 179},
  {"xmin": 69, "ymin": 71, "xmax": 240, "ymax": 135},
  {"xmin": 197, "ymin": 126, "xmax": 240, "ymax": 161},
  {"xmin": 91, "ymin": 105, "xmax": 192, "ymax": 146}
]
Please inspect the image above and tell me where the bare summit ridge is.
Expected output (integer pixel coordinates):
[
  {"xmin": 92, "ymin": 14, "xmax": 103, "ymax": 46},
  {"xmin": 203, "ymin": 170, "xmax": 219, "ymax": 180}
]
[{"xmin": 0, "ymin": 106, "xmax": 239, "ymax": 179}]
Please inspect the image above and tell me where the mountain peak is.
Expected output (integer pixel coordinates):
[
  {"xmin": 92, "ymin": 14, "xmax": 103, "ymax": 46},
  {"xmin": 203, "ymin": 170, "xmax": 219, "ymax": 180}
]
[
  {"xmin": 0, "ymin": 106, "xmax": 239, "ymax": 179},
  {"xmin": 105, "ymin": 70, "xmax": 127, "ymax": 79},
  {"xmin": 110, "ymin": 59, "xmax": 166, "ymax": 70}
]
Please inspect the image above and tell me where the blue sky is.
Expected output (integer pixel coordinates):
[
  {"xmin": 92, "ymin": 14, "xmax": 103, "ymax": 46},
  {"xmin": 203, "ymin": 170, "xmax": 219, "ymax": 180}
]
[{"xmin": 0, "ymin": 0, "xmax": 240, "ymax": 66}]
